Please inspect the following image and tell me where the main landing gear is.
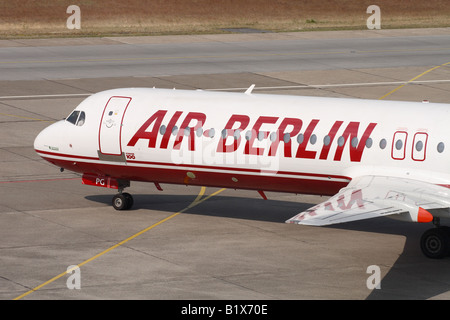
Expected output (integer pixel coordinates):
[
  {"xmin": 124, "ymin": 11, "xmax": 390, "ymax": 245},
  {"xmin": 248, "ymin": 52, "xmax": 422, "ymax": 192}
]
[{"xmin": 420, "ymin": 218, "xmax": 450, "ymax": 259}]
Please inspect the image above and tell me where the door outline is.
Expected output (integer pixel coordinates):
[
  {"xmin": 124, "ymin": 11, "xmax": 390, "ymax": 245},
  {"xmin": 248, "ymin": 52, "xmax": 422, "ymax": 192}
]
[
  {"xmin": 412, "ymin": 132, "xmax": 428, "ymax": 162},
  {"xmin": 391, "ymin": 131, "xmax": 407, "ymax": 160},
  {"xmin": 98, "ymin": 96, "xmax": 132, "ymax": 156}
]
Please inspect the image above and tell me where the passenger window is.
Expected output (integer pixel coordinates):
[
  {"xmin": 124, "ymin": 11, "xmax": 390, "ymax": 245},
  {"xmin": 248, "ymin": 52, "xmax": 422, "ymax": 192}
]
[
  {"xmin": 257, "ymin": 131, "xmax": 265, "ymax": 141},
  {"xmin": 221, "ymin": 129, "xmax": 228, "ymax": 139},
  {"xmin": 395, "ymin": 139, "xmax": 403, "ymax": 150},
  {"xmin": 269, "ymin": 132, "xmax": 277, "ymax": 142},
  {"xmin": 323, "ymin": 135, "xmax": 331, "ymax": 146},
  {"xmin": 66, "ymin": 110, "xmax": 80, "ymax": 125},
  {"xmin": 196, "ymin": 127, "xmax": 203, "ymax": 137},
  {"xmin": 415, "ymin": 141, "xmax": 423, "ymax": 152},
  {"xmin": 412, "ymin": 132, "xmax": 428, "ymax": 161},
  {"xmin": 392, "ymin": 131, "xmax": 407, "ymax": 160},
  {"xmin": 209, "ymin": 128, "xmax": 215, "ymax": 138}
]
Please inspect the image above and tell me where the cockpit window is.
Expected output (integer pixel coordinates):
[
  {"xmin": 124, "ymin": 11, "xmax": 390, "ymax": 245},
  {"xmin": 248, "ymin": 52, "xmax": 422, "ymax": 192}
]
[
  {"xmin": 66, "ymin": 110, "xmax": 86, "ymax": 126},
  {"xmin": 76, "ymin": 111, "xmax": 86, "ymax": 126},
  {"xmin": 66, "ymin": 111, "xmax": 80, "ymax": 124}
]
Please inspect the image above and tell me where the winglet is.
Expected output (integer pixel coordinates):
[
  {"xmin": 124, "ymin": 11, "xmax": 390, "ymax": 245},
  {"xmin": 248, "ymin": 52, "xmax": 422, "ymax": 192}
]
[
  {"xmin": 418, "ymin": 207, "xmax": 434, "ymax": 223},
  {"xmin": 245, "ymin": 84, "xmax": 255, "ymax": 95}
]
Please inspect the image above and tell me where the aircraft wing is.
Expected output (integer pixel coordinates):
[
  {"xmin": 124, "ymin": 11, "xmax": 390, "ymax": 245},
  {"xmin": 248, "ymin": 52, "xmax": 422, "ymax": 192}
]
[{"xmin": 286, "ymin": 175, "xmax": 450, "ymax": 226}]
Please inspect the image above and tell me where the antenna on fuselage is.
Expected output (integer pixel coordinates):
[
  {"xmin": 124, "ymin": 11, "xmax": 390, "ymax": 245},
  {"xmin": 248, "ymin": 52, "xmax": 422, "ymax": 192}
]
[{"xmin": 245, "ymin": 84, "xmax": 255, "ymax": 95}]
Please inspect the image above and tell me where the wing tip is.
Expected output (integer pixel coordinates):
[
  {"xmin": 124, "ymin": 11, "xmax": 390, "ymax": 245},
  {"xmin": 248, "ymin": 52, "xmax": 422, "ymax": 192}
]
[{"xmin": 418, "ymin": 207, "xmax": 434, "ymax": 223}]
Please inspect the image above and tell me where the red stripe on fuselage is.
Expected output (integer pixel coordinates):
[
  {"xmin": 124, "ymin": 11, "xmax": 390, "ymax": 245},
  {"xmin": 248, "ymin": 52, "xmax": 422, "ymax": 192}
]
[
  {"xmin": 36, "ymin": 149, "xmax": 350, "ymax": 196},
  {"xmin": 36, "ymin": 149, "xmax": 99, "ymax": 161},
  {"xmin": 35, "ymin": 149, "xmax": 349, "ymax": 180}
]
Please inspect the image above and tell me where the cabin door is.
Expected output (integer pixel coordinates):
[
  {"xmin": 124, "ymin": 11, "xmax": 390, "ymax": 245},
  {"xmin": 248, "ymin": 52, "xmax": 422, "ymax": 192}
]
[{"xmin": 99, "ymin": 96, "xmax": 132, "ymax": 156}]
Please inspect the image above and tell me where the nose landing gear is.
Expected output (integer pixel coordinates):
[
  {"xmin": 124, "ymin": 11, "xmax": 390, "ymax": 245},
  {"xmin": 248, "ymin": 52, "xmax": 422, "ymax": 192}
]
[
  {"xmin": 112, "ymin": 192, "xmax": 134, "ymax": 210},
  {"xmin": 112, "ymin": 180, "xmax": 133, "ymax": 211}
]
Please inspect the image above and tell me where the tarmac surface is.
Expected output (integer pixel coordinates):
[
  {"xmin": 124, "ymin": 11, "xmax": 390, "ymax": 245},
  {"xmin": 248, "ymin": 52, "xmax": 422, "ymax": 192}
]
[{"xmin": 2, "ymin": 28, "xmax": 450, "ymax": 300}]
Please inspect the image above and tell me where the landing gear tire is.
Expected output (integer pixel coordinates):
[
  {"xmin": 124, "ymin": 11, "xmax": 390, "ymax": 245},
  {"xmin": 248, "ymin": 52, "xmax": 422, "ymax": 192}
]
[
  {"xmin": 123, "ymin": 192, "xmax": 134, "ymax": 210},
  {"xmin": 420, "ymin": 227, "xmax": 450, "ymax": 259},
  {"xmin": 112, "ymin": 193, "xmax": 134, "ymax": 211}
]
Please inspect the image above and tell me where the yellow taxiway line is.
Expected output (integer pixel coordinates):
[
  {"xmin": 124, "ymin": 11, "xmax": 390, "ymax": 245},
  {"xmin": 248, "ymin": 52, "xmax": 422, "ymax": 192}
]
[{"xmin": 13, "ymin": 186, "xmax": 226, "ymax": 300}]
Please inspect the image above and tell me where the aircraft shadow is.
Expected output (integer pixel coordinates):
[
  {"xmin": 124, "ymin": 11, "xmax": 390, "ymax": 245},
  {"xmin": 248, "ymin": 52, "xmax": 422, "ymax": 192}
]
[
  {"xmin": 85, "ymin": 193, "xmax": 310, "ymax": 222},
  {"xmin": 86, "ymin": 193, "xmax": 450, "ymax": 299}
]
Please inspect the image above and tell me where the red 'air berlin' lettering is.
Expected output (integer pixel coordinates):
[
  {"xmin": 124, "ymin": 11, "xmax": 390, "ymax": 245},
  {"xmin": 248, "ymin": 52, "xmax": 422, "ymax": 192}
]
[
  {"xmin": 301, "ymin": 189, "xmax": 364, "ymax": 220},
  {"xmin": 333, "ymin": 122, "xmax": 377, "ymax": 162},
  {"xmin": 216, "ymin": 114, "xmax": 250, "ymax": 153},
  {"xmin": 127, "ymin": 109, "xmax": 377, "ymax": 163},
  {"xmin": 160, "ymin": 111, "xmax": 183, "ymax": 149},
  {"xmin": 319, "ymin": 121, "xmax": 343, "ymax": 160},
  {"xmin": 295, "ymin": 119, "xmax": 320, "ymax": 159},
  {"xmin": 338, "ymin": 189, "xmax": 365, "ymax": 210},
  {"xmin": 244, "ymin": 116, "xmax": 279, "ymax": 155},
  {"xmin": 173, "ymin": 112, "xmax": 206, "ymax": 151},
  {"xmin": 127, "ymin": 110, "xmax": 167, "ymax": 148},
  {"xmin": 268, "ymin": 117, "xmax": 303, "ymax": 157}
]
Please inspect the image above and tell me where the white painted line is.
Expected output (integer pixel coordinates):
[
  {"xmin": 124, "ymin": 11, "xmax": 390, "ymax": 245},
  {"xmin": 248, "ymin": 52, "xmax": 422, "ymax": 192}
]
[
  {"xmin": 207, "ymin": 79, "xmax": 450, "ymax": 91},
  {"xmin": 0, "ymin": 79, "xmax": 449, "ymax": 99},
  {"xmin": 0, "ymin": 93, "xmax": 92, "ymax": 100}
]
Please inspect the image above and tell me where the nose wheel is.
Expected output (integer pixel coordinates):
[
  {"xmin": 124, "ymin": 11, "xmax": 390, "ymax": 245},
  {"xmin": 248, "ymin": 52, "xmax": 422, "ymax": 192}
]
[{"xmin": 112, "ymin": 192, "xmax": 134, "ymax": 210}]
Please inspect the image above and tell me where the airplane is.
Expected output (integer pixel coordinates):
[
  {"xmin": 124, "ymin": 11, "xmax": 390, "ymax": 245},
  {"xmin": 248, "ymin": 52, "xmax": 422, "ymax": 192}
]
[{"xmin": 33, "ymin": 86, "xmax": 450, "ymax": 259}]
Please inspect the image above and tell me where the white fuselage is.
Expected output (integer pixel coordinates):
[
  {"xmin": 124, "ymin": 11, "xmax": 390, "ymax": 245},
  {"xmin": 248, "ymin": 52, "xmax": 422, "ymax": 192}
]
[{"xmin": 34, "ymin": 88, "xmax": 450, "ymax": 195}]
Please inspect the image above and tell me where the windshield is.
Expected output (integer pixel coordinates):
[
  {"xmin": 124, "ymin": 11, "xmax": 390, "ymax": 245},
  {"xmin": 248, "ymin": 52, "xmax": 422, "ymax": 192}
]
[
  {"xmin": 66, "ymin": 110, "xmax": 79, "ymax": 124},
  {"xmin": 66, "ymin": 110, "xmax": 86, "ymax": 126},
  {"xmin": 76, "ymin": 111, "xmax": 85, "ymax": 126}
]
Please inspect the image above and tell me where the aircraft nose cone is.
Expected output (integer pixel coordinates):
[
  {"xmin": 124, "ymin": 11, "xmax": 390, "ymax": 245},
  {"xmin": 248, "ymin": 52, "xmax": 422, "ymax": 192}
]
[
  {"xmin": 33, "ymin": 127, "xmax": 46, "ymax": 152},
  {"xmin": 34, "ymin": 120, "xmax": 64, "ymax": 155}
]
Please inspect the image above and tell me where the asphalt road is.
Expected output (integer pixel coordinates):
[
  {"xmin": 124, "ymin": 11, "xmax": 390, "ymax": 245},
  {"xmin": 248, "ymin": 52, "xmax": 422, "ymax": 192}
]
[
  {"xmin": 1, "ymin": 28, "xmax": 450, "ymax": 81},
  {"xmin": 1, "ymin": 28, "xmax": 450, "ymax": 301}
]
